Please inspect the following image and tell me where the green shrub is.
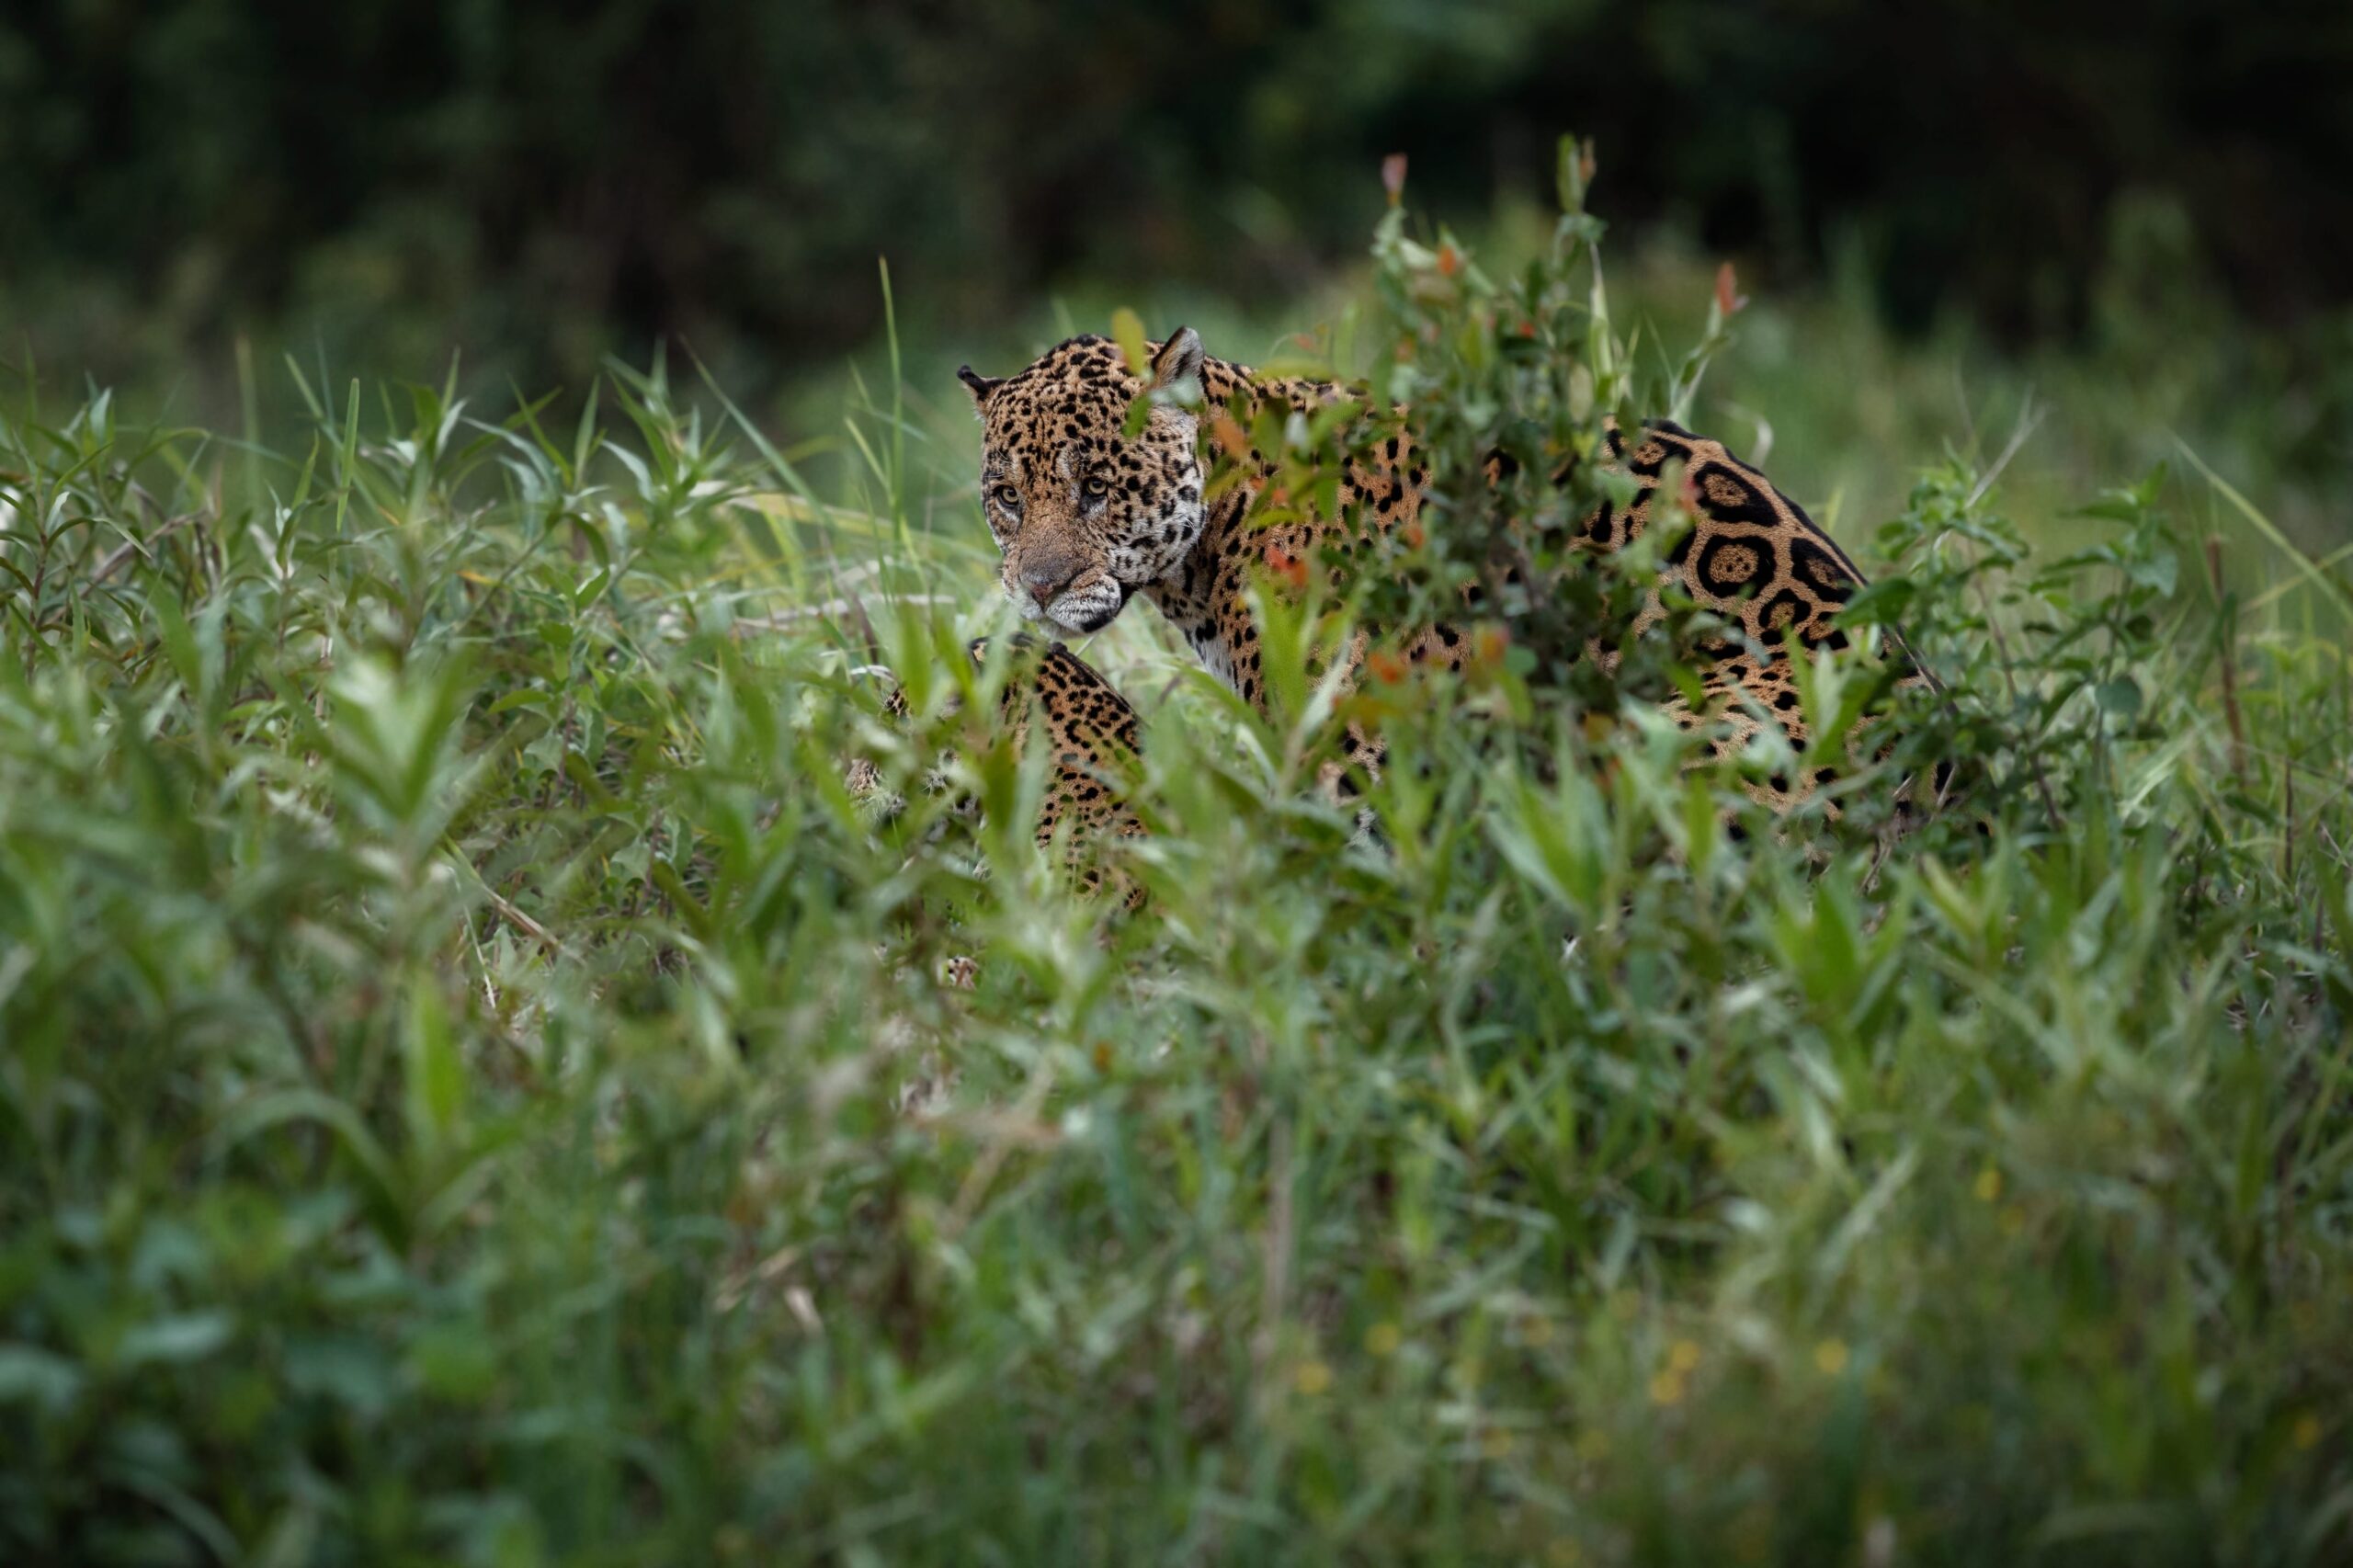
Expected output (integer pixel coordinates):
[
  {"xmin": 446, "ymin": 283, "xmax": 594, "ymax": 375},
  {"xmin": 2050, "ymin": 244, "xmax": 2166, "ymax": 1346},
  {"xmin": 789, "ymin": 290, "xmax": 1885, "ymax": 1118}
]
[{"xmin": 2, "ymin": 172, "xmax": 2350, "ymax": 1566}]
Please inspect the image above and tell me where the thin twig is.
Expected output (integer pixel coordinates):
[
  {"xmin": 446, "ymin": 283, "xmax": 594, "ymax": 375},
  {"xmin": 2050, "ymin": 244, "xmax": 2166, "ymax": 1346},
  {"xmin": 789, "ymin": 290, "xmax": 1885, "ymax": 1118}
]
[
  {"xmin": 942, "ymin": 1062, "xmax": 1060, "ymax": 1239},
  {"xmin": 1956, "ymin": 428, "xmax": 2063, "ymax": 836},
  {"xmin": 444, "ymin": 846, "xmax": 570, "ymax": 960},
  {"xmin": 476, "ymin": 877, "xmax": 569, "ymax": 960},
  {"xmin": 2207, "ymin": 537, "xmax": 2248, "ymax": 789},
  {"xmin": 88, "ymin": 513, "xmax": 199, "ymax": 586},
  {"xmin": 1972, "ymin": 568, "xmax": 2063, "ymax": 835},
  {"xmin": 1257, "ymin": 1112, "xmax": 1294, "ymax": 1378},
  {"xmin": 728, "ymin": 594, "xmax": 954, "ymax": 637},
  {"xmin": 2284, "ymin": 756, "xmax": 2297, "ymax": 887},
  {"xmin": 1965, "ymin": 395, "xmax": 2042, "ymax": 512},
  {"xmin": 835, "ymin": 583, "xmax": 886, "ymax": 664}
]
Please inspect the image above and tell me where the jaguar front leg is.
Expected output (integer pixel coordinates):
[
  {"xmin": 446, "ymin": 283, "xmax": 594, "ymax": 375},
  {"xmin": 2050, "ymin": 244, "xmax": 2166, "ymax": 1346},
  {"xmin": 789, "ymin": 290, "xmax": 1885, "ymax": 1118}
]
[
  {"xmin": 847, "ymin": 638, "xmax": 1150, "ymax": 1113},
  {"xmin": 989, "ymin": 637, "xmax": 1151, "ymax": 908},
  {"xmin": 845, "ymin": 633, "xmax": 1149, "ymax": 893}
]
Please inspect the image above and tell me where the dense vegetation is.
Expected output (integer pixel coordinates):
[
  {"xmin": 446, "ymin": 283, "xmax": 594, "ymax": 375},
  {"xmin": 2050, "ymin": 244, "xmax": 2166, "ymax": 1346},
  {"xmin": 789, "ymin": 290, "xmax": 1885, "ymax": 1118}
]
[{"xmin": 5, "ymin": 152, "xmax": 2352, "ymax": 1564}]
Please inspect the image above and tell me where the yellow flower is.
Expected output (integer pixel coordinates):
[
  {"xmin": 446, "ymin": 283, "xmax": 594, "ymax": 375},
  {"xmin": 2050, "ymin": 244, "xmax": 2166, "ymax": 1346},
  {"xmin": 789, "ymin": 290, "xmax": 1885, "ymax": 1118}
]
[
  {"xmin": 1649, "ymin": 1369, "xmax": 1686, "ymax": 1406},
  {"xmin": 1667, "ymin": 1338, "xmax": 1702, "ymax": 1373},
  {"xmin": 1294, "ymin": 1359, "xmax": 1334, "ymax": 1396},
  {"xmin": 1365, "ymin": 1322, "xmax": 1403, "ymax": 1357},
  {"xmin": 1814, "ymin": 1339, "xmax": 1850, "ymax": 1376},
  {"xmin": 1973, "ymin": 1166, "xmax": 2003, "ymax": 1202}
]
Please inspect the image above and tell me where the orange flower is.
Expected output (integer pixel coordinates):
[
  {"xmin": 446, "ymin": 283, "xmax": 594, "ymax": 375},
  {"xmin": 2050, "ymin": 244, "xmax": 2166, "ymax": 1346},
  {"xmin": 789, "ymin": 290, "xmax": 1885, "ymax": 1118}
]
[
  {"xmin": 1472, "ymin": 623, "xmax": 1510, "ymax": 668},
  {"xmin": 1714, "ymin": 260, "xmax": 1748, "ymax": 318},
  {"xmin": 1265, "ymin": 544, "xmax": 1309, "ymax": 591},
  {"xmin": 1367, "ymin": 649, "xmax": 1409, "ymax": 685},
  {"xmin": 1437, "ymin": 243, "xmax": 1462, "ymax": 277}
]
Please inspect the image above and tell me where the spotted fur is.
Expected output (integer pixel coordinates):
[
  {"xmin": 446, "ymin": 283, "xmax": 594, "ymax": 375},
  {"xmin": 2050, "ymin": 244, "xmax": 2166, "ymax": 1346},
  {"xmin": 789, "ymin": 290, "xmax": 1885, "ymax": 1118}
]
[
  {"xmin": 1000, "ymin": 637, "xmax": 1149, "ymax": 900},
  {"xmin": 956, "ymin": 326, "xmax": 1938, "ymax": 843},
  {"xmin": 851, "ymin": 635, "xmax": 1146, "ymax": 903},
  {"xmin": 960, "ymin": 338, "xmax": 1208, "ymax": 638}
]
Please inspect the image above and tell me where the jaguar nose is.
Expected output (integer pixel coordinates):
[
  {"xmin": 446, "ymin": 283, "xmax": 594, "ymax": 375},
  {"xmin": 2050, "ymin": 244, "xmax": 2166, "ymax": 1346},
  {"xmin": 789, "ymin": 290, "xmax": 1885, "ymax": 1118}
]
[{"xmin": 1022, "ymin": 567, "xmax": 1072, "ymax": 608}]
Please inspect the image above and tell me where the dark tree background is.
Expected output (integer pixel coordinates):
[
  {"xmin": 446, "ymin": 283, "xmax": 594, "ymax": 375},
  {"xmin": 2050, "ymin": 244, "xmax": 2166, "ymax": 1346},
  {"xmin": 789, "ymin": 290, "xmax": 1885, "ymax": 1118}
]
[{"xmin": 4, "ymin": 0, "xmax": 2347, "ymax": 392}]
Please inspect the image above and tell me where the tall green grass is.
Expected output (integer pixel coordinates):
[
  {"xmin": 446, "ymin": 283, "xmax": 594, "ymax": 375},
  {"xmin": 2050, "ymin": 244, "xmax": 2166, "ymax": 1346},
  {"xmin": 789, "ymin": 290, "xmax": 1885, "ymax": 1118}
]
[{"xmin": 4, "ymin": 218, "xmax": 2352, "ymax": 1563}]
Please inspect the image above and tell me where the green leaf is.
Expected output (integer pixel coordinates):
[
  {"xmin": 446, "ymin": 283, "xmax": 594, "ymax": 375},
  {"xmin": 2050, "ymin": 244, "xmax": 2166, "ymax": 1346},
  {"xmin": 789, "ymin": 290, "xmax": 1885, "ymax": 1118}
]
[
  {"xmin": 404, "ymin": 974, "xmax": 467, "ymax": 1155},
  {"xmin": 2095, "ymin": 676, "xmax": 2143, "ymax": 717},
  {"xmin": 117, "ymin": 1312, "xmax": 235, "ymax": 1369},
  {"xmin": 1109, "ymin": 307, "xmax": 1150, "ymax": 381},
  {"xmin": 406, "ymin": 1323, "xmax": 501, "ymax": 1403},
  {"xmin": 0, "ymin": 1344, "xmax": 84, "ymax": 1412}
]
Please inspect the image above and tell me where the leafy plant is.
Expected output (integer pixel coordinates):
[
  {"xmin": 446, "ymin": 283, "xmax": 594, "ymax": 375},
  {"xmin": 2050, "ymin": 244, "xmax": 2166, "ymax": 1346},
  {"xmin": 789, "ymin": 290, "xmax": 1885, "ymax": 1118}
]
[{"xmin": 2, "ymin": 172, "xmax": 2351, "ymax": 1566}]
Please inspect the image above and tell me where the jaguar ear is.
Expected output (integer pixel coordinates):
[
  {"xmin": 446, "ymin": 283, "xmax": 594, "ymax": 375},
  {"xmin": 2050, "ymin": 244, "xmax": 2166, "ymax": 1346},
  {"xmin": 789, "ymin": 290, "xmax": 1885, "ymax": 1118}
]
[
  {"xmin": 1147, "ymin": 327, "xmax": 1205, "ymax": 395},
  {"xmin": 957, "ymin": 364, "xmax": 1003, "ymax": 413}
]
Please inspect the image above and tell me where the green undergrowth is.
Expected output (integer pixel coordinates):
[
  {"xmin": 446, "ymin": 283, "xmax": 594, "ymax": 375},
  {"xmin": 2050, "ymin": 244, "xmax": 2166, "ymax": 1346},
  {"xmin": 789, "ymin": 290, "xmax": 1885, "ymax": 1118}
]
[{"xmin": 5, "ymin": 176, "xmax": 2353, "ymax": 1565}]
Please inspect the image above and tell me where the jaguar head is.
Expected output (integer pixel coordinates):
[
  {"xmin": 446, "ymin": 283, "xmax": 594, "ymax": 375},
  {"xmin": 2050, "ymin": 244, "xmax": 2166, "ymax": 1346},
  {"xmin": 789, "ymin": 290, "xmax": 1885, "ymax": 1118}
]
[{"xmin": 959, "ymin": 328, "xmax": 1208, "ymax": 635}]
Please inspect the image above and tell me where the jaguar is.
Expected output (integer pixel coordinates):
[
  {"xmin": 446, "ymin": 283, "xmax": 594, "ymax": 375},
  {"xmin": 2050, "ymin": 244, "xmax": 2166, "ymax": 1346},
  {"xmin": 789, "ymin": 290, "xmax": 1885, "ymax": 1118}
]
[{"xmin": 943, "ymin": 325, "xmax": 1937, "ymax": 865}]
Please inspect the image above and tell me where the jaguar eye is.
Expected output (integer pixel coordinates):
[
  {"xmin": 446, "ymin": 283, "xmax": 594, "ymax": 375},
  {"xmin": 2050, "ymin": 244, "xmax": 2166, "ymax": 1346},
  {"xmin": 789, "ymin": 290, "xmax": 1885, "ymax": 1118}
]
[
  {"xmin": 1082, "ymin": 475, "xmax": 1109, "ymax": 498},
  {"xmin": 992, "ymin": 484, "xmax": 1021, "ymax": 509}
]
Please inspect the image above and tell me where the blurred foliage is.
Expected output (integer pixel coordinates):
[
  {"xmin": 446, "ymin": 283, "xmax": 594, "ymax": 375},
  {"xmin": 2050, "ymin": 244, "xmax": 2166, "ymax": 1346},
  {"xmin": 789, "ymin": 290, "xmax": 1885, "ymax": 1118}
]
[
  {"xmin": 5, "ymin": 0, "xmax": 2352, "ymax": 409},
  {"xmin": 5, "ymin": 176, "xmax": 2353, "ymax": 1561}
]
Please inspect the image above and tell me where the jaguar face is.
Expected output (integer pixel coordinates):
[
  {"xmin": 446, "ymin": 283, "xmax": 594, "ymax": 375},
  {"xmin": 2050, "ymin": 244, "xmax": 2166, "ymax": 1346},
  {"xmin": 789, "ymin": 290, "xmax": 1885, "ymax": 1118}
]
[{"xmin": 960, "ymin": 328, "xmax": 1208, "ymax": 635}]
